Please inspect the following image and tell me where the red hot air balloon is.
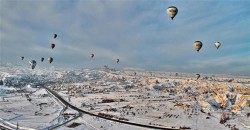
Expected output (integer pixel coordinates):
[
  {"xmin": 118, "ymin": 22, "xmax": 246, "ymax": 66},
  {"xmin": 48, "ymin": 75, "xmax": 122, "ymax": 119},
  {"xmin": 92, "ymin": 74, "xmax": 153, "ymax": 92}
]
[{"xmin": 51, "ymin": 43, "xmax": 55, "ymax": 49}]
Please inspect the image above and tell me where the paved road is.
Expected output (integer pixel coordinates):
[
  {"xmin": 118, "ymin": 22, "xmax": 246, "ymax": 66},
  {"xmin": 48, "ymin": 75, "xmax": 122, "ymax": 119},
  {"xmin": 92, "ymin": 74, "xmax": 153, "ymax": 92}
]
[
  {"xmin": 0, "ymin": 124, "xmax": 11, "ymax": 130},
  {"xmin": 44, "ymin": 86, "xmax": 179, "ymax": 130}
]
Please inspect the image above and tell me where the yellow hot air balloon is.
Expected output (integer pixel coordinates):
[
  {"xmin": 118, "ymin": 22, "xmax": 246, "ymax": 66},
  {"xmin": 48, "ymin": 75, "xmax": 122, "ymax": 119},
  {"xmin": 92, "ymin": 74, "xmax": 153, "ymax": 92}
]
[{"xmin": 193, "ymin": 41, "xmax": 203, "ymax": 52}]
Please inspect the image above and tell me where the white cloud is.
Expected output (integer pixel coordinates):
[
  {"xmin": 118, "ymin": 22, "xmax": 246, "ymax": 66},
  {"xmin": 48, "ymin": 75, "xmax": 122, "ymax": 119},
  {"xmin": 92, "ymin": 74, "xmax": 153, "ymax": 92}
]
[{"xmin": 0, "ymin": 0, "xmax": 249, "ymax": 75}]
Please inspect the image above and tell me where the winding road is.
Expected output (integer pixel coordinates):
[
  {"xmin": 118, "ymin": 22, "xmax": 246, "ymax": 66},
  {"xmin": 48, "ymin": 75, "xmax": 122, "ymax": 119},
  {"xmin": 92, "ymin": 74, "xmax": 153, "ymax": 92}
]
[{"xmin": 44, "ymin": 86, "xmax": 179, "ymax": 130}]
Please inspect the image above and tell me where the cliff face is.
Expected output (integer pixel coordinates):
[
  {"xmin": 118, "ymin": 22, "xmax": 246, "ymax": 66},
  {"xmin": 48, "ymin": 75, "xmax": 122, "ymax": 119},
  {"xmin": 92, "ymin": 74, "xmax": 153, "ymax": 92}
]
[
  {"xmin": 213, "ymin": 94, "xmax": 228, "ymax": 109},
  {"xmin": 231, "ymin": 95, "xmax": 250, "ymax": 111},
  {"xmin": 206, "ymin": 93, "xmax": 250, "ymax": 112}
]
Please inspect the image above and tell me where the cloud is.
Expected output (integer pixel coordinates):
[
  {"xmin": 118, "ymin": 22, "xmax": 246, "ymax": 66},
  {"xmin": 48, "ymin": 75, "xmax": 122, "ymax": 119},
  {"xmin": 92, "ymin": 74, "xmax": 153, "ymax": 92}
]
[
  {"xmin": 184, "ymin": 55, "xmax": 250, "ymax": 75},
  {"xmin": 0, "ymin": 0, "xmax": 249, "ymax": 75}
]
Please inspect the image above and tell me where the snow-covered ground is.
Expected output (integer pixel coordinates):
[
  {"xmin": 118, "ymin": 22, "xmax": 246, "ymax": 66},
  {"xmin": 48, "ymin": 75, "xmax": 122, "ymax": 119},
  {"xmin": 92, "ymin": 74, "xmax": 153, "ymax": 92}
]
[
  {"xmin": 0, "ymin": 63, "xmax": 249, "ymax": 130},
  {"xmin": 0, "ymin": 88, "xmax": 63, "ymax": 129}
]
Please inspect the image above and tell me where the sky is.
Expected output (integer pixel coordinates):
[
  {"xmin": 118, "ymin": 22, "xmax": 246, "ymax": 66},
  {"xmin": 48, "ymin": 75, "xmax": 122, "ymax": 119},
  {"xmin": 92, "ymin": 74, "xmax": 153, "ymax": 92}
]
[{"xmin": 0, "ymin": 0, "xmax": 249, "ymax": 76}]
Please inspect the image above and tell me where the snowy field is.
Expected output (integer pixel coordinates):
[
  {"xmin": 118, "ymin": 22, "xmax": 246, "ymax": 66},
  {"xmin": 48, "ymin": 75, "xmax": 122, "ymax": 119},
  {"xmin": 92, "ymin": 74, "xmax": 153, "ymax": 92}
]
[
  {"xmin": 0, "ymin": 64, "xmax": 249, "ymax": 130},
  {"xmin": 0, "ymin": 88, "xmax": 64, "ymax": 129}
]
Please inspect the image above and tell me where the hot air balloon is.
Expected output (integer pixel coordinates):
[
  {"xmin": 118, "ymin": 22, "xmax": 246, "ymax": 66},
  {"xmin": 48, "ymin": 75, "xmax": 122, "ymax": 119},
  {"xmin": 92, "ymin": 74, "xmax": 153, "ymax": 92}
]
[
  {"xmin": 41, "ymin": 57, "xmax": 44, "ymax": 62},
  {"xmin": 196, "ymin": 74, "xmax": 200, "ymax": 80},
  {"xmin": 166, "ymin": 6, "xmax": 178, "ymax": 20},
  {"xmin": 54, "ymin": 34, "xmax": 57, "ymax": 39},
  {"xmin": 116, "ymin": 59, "xmax": 120, "ymax": 63},
  {"xmin": 214, "ymin": 42, "xmax": 221, "ymax": 49},
  {"xmin": 51, "ymin": 43, "xmax": 55, "ymax": 49},
  {"xmin": 90, "ymin": 54, "xmax": 94, "ymax": 58},
  {"xmin": 29, "ymin": 60, "xmax": 37, "ymax": 69},
  {"xmin": 20, "ymin": 56, "xmax": 24, "ymax": 61},
  {"xmin": 193, "ymin": 41, "xmax": 203, "ymax": 52},
  {"xmin": 48, "ymin": 57, "xmax": 53, "ymax": 64}
]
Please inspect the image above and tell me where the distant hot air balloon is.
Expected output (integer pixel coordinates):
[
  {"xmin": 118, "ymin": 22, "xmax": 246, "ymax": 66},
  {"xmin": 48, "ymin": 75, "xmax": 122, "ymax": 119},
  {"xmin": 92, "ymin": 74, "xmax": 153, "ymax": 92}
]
[
  {"xmin": 214, "ymin": 42, "xmax": 221, "ymax": 49},
  {"xmin": 48, "ymin": 57, "xmax": 53, "ymax": 64},
  {"xmin": 54, "ymin": 34, "xmax": 57, "ymax": 39},
  {"xmin": 166, "ymin": 6, "xmax": 178, "ymax": 20},
  {"xmin": 116, "ymin": 59, "xmax": 120, "ymax": 63},
  {"xmin": 193, "ymin": 41, "xmax": 203, "ymax": 52},
  {"xmin": 29, "ymin": 60, "xmax": 37, "ymax": 69},
  {"xmin": 41, "ymin": 57, "xmax": 44, "ymax": 62},
  {"xmin": 51, "ymin": 43, "xmax": 55, "ymax": 49},
  {"xmin": 196, "ymin": 74, "xmax": 200, "ymax": 80},
  {"xmin": 20, "ymin": 56, "xmax": 24, "ymax": 61},
  {"xmin": 90, "ymin": 54, "xmax": 94, "ymax": 58}
]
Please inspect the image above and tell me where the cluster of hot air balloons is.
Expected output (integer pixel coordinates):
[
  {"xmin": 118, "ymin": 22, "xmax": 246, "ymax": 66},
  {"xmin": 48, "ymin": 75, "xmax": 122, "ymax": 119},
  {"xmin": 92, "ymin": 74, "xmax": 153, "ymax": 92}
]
[
  {"xmin": 165, "ymin": 6, "xmax": 222, "ymax": 52},
  {"xmin": 21, "ymin": 32, "xmax": 120, "ymax": 70},
  {"xmin": 20, "ymin": 5, "xmax": 221, "ymax": 75},
  {"xmin": 166, "ymin": 6, "xmax": 222, "ymax": 80},
  {"xmin": 51, "ymin": 34, "xmax": 57, "ymax": 49},
  {"xmin": 192, "ymin": 41, "xmax": 221, "ymax": 79},
  {"xmin": 20, "ymin": 34, "xmax": 56, "ymax": 69},
  {"xmin": 193, "ymin": 41, "xmax": 221, "ymax": 52},
  {"xmin": 89, "ymin": 53, "xmax": 119, "ymax": 64}
]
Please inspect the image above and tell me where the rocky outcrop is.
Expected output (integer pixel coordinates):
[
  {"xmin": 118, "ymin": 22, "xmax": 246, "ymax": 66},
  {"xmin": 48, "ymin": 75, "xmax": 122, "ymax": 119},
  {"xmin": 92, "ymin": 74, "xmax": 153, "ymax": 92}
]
[{"xmin": 0, "ymin": 80, "xmax": 3, "ymax": 85}]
